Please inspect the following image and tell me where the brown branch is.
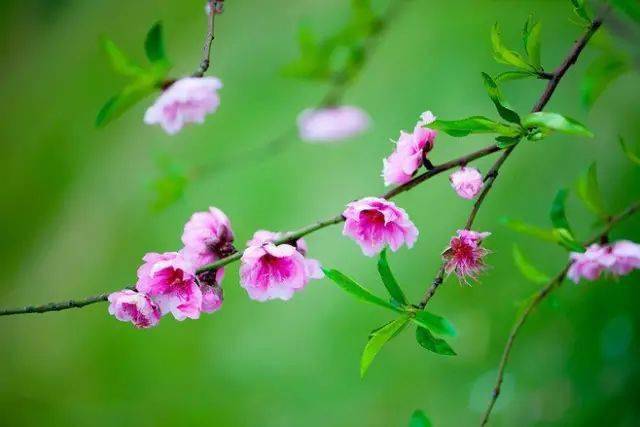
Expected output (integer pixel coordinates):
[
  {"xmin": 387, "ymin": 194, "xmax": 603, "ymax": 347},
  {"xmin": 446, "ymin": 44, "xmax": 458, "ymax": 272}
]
[
  {"xmin": 192, "ymin": 1, "xmax": 220, "ymax": 78},
  {"xmin": 418, "ymin": 12, "xmax": 606, "ymax": 311},
  {"xmin": 480, "ymin": 200, "xmax": 640, "ymax": 426},
  {"xmin": 0, "ymin": 143, "xmax": 503, "ymax": 317}
]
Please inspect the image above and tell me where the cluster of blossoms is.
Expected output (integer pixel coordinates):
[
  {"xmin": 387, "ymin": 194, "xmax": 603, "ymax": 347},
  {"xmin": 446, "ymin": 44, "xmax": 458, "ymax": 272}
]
[{"xmin": 568, "ymin": 240, "xmax": 640, "ymax": 284}]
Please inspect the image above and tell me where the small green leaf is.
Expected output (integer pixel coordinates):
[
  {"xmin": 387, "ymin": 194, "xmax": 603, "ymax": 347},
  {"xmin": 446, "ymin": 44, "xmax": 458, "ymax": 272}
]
[
  {"xmin": 101, "ymin": 37, "xmax": 144, "ymax": 77},
  {"xmin": 377, "ymin": 249, "xmax": 407, "ymax": 306},
  {"xmin": 522, "ymin": 112, "xmax": 593, "ymax": 137},
  {"xmin": 95, "ymin": 80, "xmax": 157, "ymax": 128},
  {"xmin": 495, "ymin": 71, "xmax": 536, "ymax": 82},
  {"xmin": 619, "ymin": 136, "xmax": 640, "ymax": 166},
  {"xmin": 411, "ymin": 311, "xmax": 457, "ymax": 337},
  {"xmin": 576, "ymin": 162, "xmax": 607, "ymax": 217},
  {"xmin": 430, "ymin": 116, "xmax": 520, "ymax": 138},
  {"xmin": 550, "ymin": 188, "xmax": 573, "ymax": 232},
  {"xmin": 570, "ymin": 0, "xmax": 592, "ymax": 24},
  {"xmin": 491, "ymin": 23, "xmax": 536, "ymax": 72},
  {"xmin": 409, "ymin": 410, "xmax": 433, "ymax": 427},
  {"xmin": 495, "ymin": 136, "xmax": 521, "ymax": 148},
  {"xmin": 145, "ymin": 21, "xmax": 169, "ymax": 65},
  {"xmin": 323, "ymin": 268, "xmax": 401, "ymax": 312},
  {"xmin": 415, "ymin": 326, "xmax": 456, "ymax": 356},
  {"xmin": 553, "ymin": 228, "xmax": 585, "ymax": 252},
  {"xmin": 361, "ymin": 316, "xmax": 410, "ymax": 377},
  {"xmin": 512, "ymin": 245, "xmax": 551, "ymax": 284},
  {"xmin": 523, "ymin": 16, "xmax": 542, "ymax": 69},
  {"xmin": 500, "ymin": 217, "xmax": 558, "ymax": 242},
  {"xmin": 481, "ymin": 72, "xmax": 521, "ymax": 124},
  {"xmin": 581, "ymin": 54, "xmax": 630, "ymax": 109}
]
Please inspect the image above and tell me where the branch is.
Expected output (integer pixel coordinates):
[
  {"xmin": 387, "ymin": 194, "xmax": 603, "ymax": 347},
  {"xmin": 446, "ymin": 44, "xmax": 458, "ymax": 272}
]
[
  {"xmin": 417, "ymin": 12, "xmax": 606, "ymax": 310},
  {"xmin": 0, "ymin": 144, "xmax": 502, "ymax": 317},
  {"xmin": 479, "ymin": 199, "xmax": 640, "ymax": 426},
  {"xmin": 192, "ymin": 1, "xmax": 221, "ymax": 77}
]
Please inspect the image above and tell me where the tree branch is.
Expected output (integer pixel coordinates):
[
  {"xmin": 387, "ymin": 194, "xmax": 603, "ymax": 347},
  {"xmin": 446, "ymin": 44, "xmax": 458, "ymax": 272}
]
[
  {"xmin": 192, "ymin": 1, "xmax": 220, "ymax": 77},
  {"xmin": 480, "ymin": 199, "xmax": 640, "ymax": 426},
  {"xmin": 417, "ymin": 12, "xmax": 606, "ymax": 311}
]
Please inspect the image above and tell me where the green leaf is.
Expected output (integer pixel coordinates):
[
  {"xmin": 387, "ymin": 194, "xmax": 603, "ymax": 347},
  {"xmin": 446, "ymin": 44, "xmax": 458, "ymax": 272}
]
[
  {"xmin": 361, "ymin": 316, "xmax": 410, "ymax": 377},
  {"xmin": 581, "ymin": 54, "xmax": 630, "ymax": 109},
  {"xmin": 570, "ymin": 0, "xmax": 592, "ymax": 24},
  {"xmin": 523, "ymin": 16, "xmax": 542, "ymax": 69},
  {"xmin": 576, "ymin": 162, "xmax": 607, "ymax": 217},
  {"xmin": 323, "ymin": 268, "xmax": 401, "ymax": 312},
  {"xmin": 145, "ymin": 22, "xmax": 169, "ymax": 65},
  {"xmin": 101, "ymin": 37, "xmax": 144, "ymax": 77},
  {"xmin": 553, "ymin": 228, "xmax": 585, "ymax": 252},
  {"xmin": 550, "ymin": 188, "xmax": 573, "ymax": 232},
  {"xmin": 481, "ymin": 72, "xmax": 521, "ymax": 124},
  {"xmin": 430, "ymin": 116, "xmax": 520, "ymax": 138},
  {"xmin": 415, "ymin": 326, "xmax": 456, "ymax": 356},
  {"xmin": 500, "ymin": 217, "xmax": 558, "ymax": 242},
  {"xmin": 512, "ymin": 245, "xmax": 551, "ymax": 284},
  {"xmin": 409, "ymin": 410, "xmax": 433, "ymax": 427},
  {"xmin": 377, "ymin": 249, "xmax": 407, "ymax": 306},
  {"xmin": 522, "ymin": 112, "xmax": 593, "ymax": 137},
  {"xmin": 95, "ymin": 79, "xmax": 157, "ymax": 127},
  {"xmin": 411, "ymin": 311, "xmax": 457, "ymax": 337},
  {"xmin": 495, "ymin": 71, "xmax": 536, "ymax": 82},
  {"xmin": 495, "ymin": 135, "xmax": 521, "ymax": 148},
  {"xmin": 491, "ymin": 23, "xmax": 536, "ymax": 72},
  {"xmin": 619, "ymin": 136, "xmax": 640, "ymax": 166}
]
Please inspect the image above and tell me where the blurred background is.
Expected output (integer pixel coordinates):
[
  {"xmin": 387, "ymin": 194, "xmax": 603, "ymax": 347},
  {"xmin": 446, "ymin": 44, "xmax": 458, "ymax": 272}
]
[{"xmin": 1, "ymin": 0, "xmax": 639, "ymax": 426}]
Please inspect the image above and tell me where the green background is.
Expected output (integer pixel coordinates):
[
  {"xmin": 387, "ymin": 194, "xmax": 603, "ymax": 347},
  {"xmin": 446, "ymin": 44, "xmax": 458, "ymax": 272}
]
[{"xmin": 1, "ymin": 1, "xmax": 639, "ymax": 426}]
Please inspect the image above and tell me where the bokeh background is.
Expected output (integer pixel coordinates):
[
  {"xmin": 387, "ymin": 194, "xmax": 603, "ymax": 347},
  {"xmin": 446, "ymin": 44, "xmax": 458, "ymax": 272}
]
[{"xmin": 1, "ymin": 0, "xmax": 639, "ymax": 426}]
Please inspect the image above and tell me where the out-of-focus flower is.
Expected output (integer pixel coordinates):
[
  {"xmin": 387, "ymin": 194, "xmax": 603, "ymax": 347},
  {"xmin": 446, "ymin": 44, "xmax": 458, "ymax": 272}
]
[
  {"xmin": 382, "ymin": 126, "xmax": 437, "ymax": 186},
  {"xmin": 136, "ymin": 252, "xmax": 202, "ymax": 320},
  {"xmin": 297, "ymin": 106, "xmax": 370, "ymax": 142},
  {"xmin": 107, "ymin": 290, "xmax": 161, "ymax": 329},
  {"xmin": 449, "ymin": 167, "xmax": 484, "ymax": 199},
  {"xmin": 181, "ymin": 207, "xmax": 234, "ymax": 269},
  {"xmin": 442, "ymin": 229, "xmax": 491, "ymax": 284},
  {"xmin": 417, "ymin": 110, "xmax": 436, "ymax": 126},
  {"xmin": 609, "ymin": 240, "xmax": 640, "ymax": 275},
  {"xmin": 200, "ymin": 283, "xmax": 223, "ymax": 313},
  {"xmin": 144, "ymin": 77, "xmax": 222, "ymax": 135},
  {"xmin": 342, "ymin": 197, "xmax": 418, "ymax": 257},
  {"xmin": 567, "ymin": 244, "xmax": 613, "ymax": 284}
]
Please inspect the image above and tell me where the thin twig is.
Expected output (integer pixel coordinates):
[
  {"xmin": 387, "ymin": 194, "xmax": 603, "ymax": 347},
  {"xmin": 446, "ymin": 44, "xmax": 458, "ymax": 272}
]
[
  {"xmin": 192, "ymin": 2, "xmax": 218, "ymax": 78},
  {"xmin": 0, "ymin": 143, "xmax": 503, "ymax": 317},
  {"xmin": 480, "ymin": 200, "xmax": 640, "ymax": 426},
  {"xmin": 418, "ymin": 12, "xmax": 606, "ymax": 311}
]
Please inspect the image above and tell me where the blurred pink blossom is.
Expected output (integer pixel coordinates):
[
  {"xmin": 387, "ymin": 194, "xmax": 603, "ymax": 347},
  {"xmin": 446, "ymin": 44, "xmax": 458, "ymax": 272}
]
[
  {"xmin": 609, "ymin": 240, "xmax": 640, "ymax": 275},
  {"xmin": 382, "ymin": 126, "xmax": 437, "ymax": 186},
  {"xmin": 107, "ymin": 290, "xmax": 161, "ymax": 329},
  {"xmin": 449, "ymin": 167, "xmax": 484, "ymax": 199},
  {"xmin": 181, "ymin": 207, "xmax": 234, "ymax": 269},
  {"xmin": 443, "ymin": 229, "xmax": 491, "ymax": 284},
  {"xmin": 297, "ymin": 106, "xmax": 370, "ymax": 142},
  {"xmin": 144, "ymin": 77, "xmax": 222, "ymax": 135},
  {"xmin": 568, "ymin": 241, "xmax": 640, "ymax": 283},
  {"xmin": 342, "ymin": 197, "xmax": 418, "ymax": 256}
]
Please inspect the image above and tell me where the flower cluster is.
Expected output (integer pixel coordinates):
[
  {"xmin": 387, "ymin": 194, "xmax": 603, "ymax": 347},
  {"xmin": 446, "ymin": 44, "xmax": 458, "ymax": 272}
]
[{"xmin": 568, "ymin": 240, "xmax": 640, "ymax": 284}]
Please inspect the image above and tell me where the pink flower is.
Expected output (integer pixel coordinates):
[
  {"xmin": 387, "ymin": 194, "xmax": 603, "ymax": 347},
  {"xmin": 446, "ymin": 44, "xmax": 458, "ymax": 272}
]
[
  {"xmin": 417, "ymin": 110, "xmax": 436, "ymax": 126},
  {"xmin": 181, "ymin": 207, "xmax": 235, "ymax": 269},
  {"xmin": 200, "ymin": 284, "xmax": 223, "ymax": 313},
  {"xmin": 609, "ymin": 240, "xmax": 640, "ymax": 275},
  {"xmin": 567, "ymin": 244, "xmax": 614, "ymax": 284},
  {"xmin": 342, "ymin": 197, "xmax": 419, "ymax": 256},
  {"xmin": 107, "ymin": 290, "xmax": 161, "ymax": 329},
  {"xmin": 443, "ymin": 230, "xmax": 491, "ymax": 284},
  {"xmin": 382, "ymin": 126, "xmax": 437, "ymax": 186},
  {"xmin": 449, "ymin": 167, "xmax": 484, "ymax": 199},
  {"xmin": 135, "ymin": 252, "xmax": 202, "ymax": 320},
  {"xmin": 297, "ymin": 106, "xmax": 370, "ymax": 142},
  {"xmin": 144, "ymin": 77, "xmax": 222, "ymax": 135},
  {"xmin": 239, "ymin": 230, "xmax": 324, "ymax": 301}
]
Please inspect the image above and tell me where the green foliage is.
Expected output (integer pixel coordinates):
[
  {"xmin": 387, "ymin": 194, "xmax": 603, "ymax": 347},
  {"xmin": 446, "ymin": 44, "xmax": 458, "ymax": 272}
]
[
  {"xmin": 495, "ymin": 135, "xmax": 521, "ymax": 148},
  {"xmin": 619, "ymin": 136, "xmax": 640, "ymax": 165},
  {"xmin": 361, "ymin": 316, "xmax": 410, "ymax": 377},
  {"xmin": 569, "ymin": 0, "xmax": 592, "ymax": 25},
  {"xmin": 500, "ymin": 217, "xmax": 558, "ymax": 242},
  {"xmin": 283, "ymin": 0, "xmax": 381, "ymax": 83},
  {"xmin": 522, "ymin": 112, "xmax": 593, "ymax": 137},
  {"xmin": 96, "ymin": 22, "xmax": 172, "ymax": 128},
  {"xmin": 411, "ymin": 311, "xmax": 457, "ymax": 337},
  {"xmin": 581, "ymin": 53, "xmax": 631, "ymax": 109},
  {"xmin": 409, "ymin": 410, "xmax": 433, "ymax": 427},
  {"xmin": 523, "ymin": 16, "xmax": 542, "ymax": 69},
  {"xmin": 415, "ymin": 326, "xmax": 456, "ymax": 356},
  {"xmin": 576, "ymin": 162, "xmax": 607, "ymax": 218},
  {"xmin": 322, "ymin": 268, "xmax": 401, "ymax": 312},
  {"xmin": 512, "ymin": 245, "xmax": 551, "ymax": 284},
  {"xmin": 430, "ymin": 116, "xmax": 521, "ymax": 138},
  {"xmin": 377, "ymin": 250, "xmax": 408, "ymax": 306},
  {"xmin": 550, "ymin": 188, "xmax": 572, "ymax": 232},
  {"xmin": 491, "ymin": 23, "xmax": 537, "ymax": 72},
  {"xmin": 481, "ymin": 72, "xmax": 521, "ymax": 124},
  {"xmin": 495, "ymin": 70, "xmax": 536, "ymax": 82}
]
